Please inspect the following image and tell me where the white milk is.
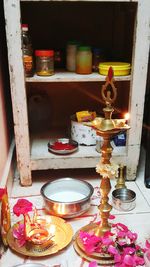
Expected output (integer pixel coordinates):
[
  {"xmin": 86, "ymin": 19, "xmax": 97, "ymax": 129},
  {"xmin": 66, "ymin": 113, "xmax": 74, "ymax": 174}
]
[{"xmin": 49, "ymin": 191, "xmax": 85, "ymax": 202}]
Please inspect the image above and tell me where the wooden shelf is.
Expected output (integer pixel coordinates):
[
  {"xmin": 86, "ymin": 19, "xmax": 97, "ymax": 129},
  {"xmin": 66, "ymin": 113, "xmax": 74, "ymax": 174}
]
[
  {"xmin": 21, "ymin": 0, "xmax": 138, "ymax": 2},
  {"xmin": 26, "ymin": 71, "xmax": 131, "ymax": 83},
  {"xmin": 30, "ymin": 135, "xmax": 127, "ymax": 170}
]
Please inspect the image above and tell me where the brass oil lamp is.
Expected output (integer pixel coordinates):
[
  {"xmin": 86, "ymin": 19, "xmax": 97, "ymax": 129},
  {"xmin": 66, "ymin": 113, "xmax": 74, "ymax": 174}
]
[
  {"xmin": 24, "ymin": 208, "xmax": 54, "ymax": 252},
  {"xmin": 74, "ymin": 67, "xmax": 130, "ymax": 265}
]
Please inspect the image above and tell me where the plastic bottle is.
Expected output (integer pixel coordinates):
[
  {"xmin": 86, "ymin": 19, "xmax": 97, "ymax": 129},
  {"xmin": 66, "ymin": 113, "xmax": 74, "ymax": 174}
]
[
  {"xmin": 21, "ymin": 24, "xmax": 34, "ymax": 77},
  {"xmin": 66, "ymin": 41, "xmax": 80, "ymax": 72}
]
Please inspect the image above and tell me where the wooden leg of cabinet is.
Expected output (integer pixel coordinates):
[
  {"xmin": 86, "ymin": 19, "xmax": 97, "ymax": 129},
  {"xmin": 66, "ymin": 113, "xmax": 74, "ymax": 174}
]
[
  {"xmin": 126, "ymin": 145, "xmax": 140, "ymax": 181},
  {"xmin": 14, "ymin": 125, "xmax": 32, "ymax": 186}
]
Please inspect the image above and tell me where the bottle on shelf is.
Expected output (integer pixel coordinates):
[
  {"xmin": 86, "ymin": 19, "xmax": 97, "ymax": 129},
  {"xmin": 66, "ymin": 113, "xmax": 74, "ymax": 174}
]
[
  {"xmin": 35, "ymin": 50, "xmax": 54, "ymax": 76},
  {"xmin": 66, "ymin": 41, "xmax": 80, "ymax": 72},
  {"xmin": 21, "ymin": 24, "xmax": 34, "ymax": 77}
]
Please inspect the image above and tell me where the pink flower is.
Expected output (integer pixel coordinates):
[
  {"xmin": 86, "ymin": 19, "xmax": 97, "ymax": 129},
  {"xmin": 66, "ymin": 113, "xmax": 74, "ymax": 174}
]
[
  {"xmin": 13, "ymin": 199, "xmax": 33, "ymax": 216},
  {"xmin": 80, "ymin": 222, "xmax": 147, "ymax": 267},
  {"xmin": 79, "ymin": 231, "xmax": 101, "ymax": 254},
  {"xmin": 13, "ymin": 223, "xmax": 26, "ymax": 247}
]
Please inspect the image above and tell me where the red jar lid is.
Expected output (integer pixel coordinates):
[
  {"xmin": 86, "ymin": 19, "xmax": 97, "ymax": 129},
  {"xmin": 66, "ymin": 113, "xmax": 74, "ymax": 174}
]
[
  {"xmin": 35, "ymin": 50, "xmax": 54, "ymax": 57},
  {"xmin": 21, "ymin": 24, "xmax": 28, "ymax": 30}
]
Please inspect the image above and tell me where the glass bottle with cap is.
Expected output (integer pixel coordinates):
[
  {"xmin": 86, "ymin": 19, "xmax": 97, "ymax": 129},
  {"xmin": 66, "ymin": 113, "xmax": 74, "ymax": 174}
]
[
  {"xmin": 76, "ymin": 46, "xmax": 92, "ymax": 74},
  {"xmin": 21, "ymin": 24, "xmax": 34, "ymax": 77},
  {"xmin": 35, "ymin": 50, "xmax": 54, "ymax": 76}
]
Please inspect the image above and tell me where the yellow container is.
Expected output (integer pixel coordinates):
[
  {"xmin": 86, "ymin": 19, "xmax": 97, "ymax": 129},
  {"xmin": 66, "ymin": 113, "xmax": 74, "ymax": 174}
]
[{"xmin": 99, "ymin": 62, "xmax": 131, "ymax": 76}]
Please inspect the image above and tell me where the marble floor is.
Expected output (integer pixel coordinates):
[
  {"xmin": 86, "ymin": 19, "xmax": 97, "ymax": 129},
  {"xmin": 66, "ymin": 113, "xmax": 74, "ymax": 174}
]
[{"xmin": 1, "ymin": 148, "xmax": 150, "ymax": 267}]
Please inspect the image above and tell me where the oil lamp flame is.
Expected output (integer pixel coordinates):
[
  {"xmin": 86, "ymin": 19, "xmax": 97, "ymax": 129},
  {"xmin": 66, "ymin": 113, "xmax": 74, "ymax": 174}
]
[
  {"xmin": 24, "ymin": 208, "xmax": 54, "ymax": 246},
  {"xmin": 124, "ymin": 112, "xmax": 129, "ymax": 122}
]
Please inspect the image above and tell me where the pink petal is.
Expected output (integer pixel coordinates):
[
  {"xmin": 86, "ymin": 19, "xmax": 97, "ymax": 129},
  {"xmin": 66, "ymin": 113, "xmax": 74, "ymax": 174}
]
[
  {"xmin": 109, "ymin": 214, "xmax": 115, "ymax": 220},
  {"xmin": 108, "ymin": 245, "xmax": 118, "ymax": 255},
  {"xmin": 114, "ymin": 253, "xmax": 122, "ymax": 263},
  {"xmin": 123, "ymin": 254, "xmax": 136, "ymax": 266},
  {"xmin": 134, "ymin": 255, "xmax": 145, "ymax": 265},
  {"xmin": 88, "ymin": 261, "xmax": 98, "ymax": 267},
  {"xmin": 146, "ymin": 240, "xmax": 150, "ymax": 249}
]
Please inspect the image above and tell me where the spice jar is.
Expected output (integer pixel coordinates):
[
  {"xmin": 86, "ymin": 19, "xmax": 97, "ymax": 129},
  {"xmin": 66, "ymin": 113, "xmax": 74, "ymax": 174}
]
[
  {"xmin": 76, "ymin": 46, "xmax": 92, "ymax": 74},
  {"xmin": 35, "ymin": 50, "xmax": 54, "ymax": 76}
]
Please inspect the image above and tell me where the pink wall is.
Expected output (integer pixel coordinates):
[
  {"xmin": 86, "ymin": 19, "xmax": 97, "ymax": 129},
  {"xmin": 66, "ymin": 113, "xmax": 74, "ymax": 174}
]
[
  {"xmin": 0, "ymin": 1, "xmax": 13, "ymax": 181},
  {"xmin": 0, "ymin": 63, "xmax": 10, "ymax": 178}
]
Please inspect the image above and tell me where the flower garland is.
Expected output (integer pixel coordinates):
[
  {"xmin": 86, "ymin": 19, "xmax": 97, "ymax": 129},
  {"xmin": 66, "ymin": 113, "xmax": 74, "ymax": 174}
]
[
  {"xmin": 96, "ymin": 160, "xmax": 119, "ymax": 179},
  {"xmin": 79, "ymin": 217, "xmax": 150, "ymax": 267}
]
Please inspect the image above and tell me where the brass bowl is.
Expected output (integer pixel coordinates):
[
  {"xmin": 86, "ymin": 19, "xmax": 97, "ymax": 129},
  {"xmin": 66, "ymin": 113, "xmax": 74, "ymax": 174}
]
[
  {"xmin": 112, "ymin": 188, "xmax": 136, "ymax": 211},
  {"xmin": 41, "ymin": 178, "xmax": 94, "ymax": 218}
]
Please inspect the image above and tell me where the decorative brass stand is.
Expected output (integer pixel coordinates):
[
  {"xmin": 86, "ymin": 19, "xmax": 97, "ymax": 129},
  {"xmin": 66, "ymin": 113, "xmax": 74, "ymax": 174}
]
[
  {"xmin": 115, "ymin": 165, "xmax": 127, "ymax": 189},
  {"xmin": 74, "ymin": 68, "xmax": 130, "ymax": 265}
]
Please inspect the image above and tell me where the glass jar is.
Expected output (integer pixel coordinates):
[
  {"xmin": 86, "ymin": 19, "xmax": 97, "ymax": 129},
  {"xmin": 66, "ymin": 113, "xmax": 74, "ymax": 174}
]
[
  {"xmin": 35, "ymin": 50, "xmax": 54, "ymax": 76},
  {"xmin": 76, "ymin": 46, "xmax": 92, "ymax": 74},
  {"xmin": 66, "ymin": 41, "xmax": 80, "ymax": 72}
]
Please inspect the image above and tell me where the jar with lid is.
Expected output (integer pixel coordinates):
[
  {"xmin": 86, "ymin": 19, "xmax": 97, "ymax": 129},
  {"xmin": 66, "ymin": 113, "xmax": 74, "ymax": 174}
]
[
  {"xmin": 66, "ymin": 41, "xmax": 80, "ymax": 72},
  {"xmin": 35, "ymin": 50, "xmax": 54, "ymax": 76},
  {"xmin": 76, "ymin": 46, "xmax": 92, "ymax": 74},
  {"xmin": 21, "ymin": 24, "xmax": 34, "ymax": 77}
]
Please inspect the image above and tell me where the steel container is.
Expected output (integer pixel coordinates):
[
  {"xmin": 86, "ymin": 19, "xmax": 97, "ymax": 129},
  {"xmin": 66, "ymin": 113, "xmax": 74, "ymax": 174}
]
[
  {"xmin": 112, "ymin": 188, "xmax": 136, "ymax": 211},
  {"xmin": 41, "ymin": 178, "xmax": 94, "ymax": 218}
]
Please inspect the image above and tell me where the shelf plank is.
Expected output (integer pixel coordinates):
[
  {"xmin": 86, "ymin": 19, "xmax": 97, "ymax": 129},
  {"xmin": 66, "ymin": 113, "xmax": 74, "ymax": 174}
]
[
  {"xmin": 30, "ymin": 136, "xmax": 127, "ymax": 170},
  {"xmin": 26, "ymin": 71, "xmax": 131, "ymax": 83},
  {"xmin": 21, "ymin": 0, "xmax": 138, "ymax": 2}
]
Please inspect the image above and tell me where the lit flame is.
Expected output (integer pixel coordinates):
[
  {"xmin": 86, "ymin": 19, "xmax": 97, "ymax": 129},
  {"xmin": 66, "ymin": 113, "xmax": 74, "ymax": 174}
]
[
  {"xmin": 24, "ymin": 208, "xmax": 54, "ymax": 245},
  {"xmin": 124, "ymin": 113, "xmax": 130, "ymax": 121}
]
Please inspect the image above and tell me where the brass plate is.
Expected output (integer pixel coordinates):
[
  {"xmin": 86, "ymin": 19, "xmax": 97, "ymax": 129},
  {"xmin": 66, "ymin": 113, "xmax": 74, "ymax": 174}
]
[
  {"xmin": 7, "ymin": 215, "xmax": 73, "ymax": 257},
  {"xmin": 74, "ymin": 223, "xmax": 114, "ymax": 266}
]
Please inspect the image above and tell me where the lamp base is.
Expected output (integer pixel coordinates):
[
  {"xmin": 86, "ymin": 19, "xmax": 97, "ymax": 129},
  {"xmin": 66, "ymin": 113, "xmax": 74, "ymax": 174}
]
[{"xmin": 74, "ymin": 223, "xmax": 114, "ymax": 266}]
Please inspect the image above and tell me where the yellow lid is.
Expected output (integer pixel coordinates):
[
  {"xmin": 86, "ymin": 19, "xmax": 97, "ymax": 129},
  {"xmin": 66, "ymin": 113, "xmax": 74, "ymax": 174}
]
[{"xmin": 99, "ymin": 62, "xmax": 131, "ymax": 70}]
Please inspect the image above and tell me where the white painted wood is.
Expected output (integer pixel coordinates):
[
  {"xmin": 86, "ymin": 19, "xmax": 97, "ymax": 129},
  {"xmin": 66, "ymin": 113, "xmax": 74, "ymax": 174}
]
[
  {"xmin": 126, "ymin": 0, "xmax": 150, "ymax": 180},
  {"xmin": 4, "ymin": 0, "xmax": 150, "ymax": 184},
  {"xmin": 21, "ymin": 0, "xmax": 138, "ymax": 2},
  {"xmin": 30, "ymin": 136, "xmax": 127, "ymax": 170},
  {"xmin": 26, "ymin": 72, "xmax": 131, "ymax": 83},
  {"xmin": 4, "ymin": 0, "xmax": 32, "ymax": 186}
]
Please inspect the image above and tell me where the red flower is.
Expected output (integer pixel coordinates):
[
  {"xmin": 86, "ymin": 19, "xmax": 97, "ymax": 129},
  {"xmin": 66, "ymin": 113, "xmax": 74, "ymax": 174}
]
[{"xmin": 13, "ymin": 199, "xmax": 33, "ymax": 217}]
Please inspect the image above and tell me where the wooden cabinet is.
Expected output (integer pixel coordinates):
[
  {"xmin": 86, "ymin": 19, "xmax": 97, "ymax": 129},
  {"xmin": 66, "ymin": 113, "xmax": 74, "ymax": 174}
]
[{"xmin": 4, "ymin": 0, "xmax": 150, "ymax": 186}]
